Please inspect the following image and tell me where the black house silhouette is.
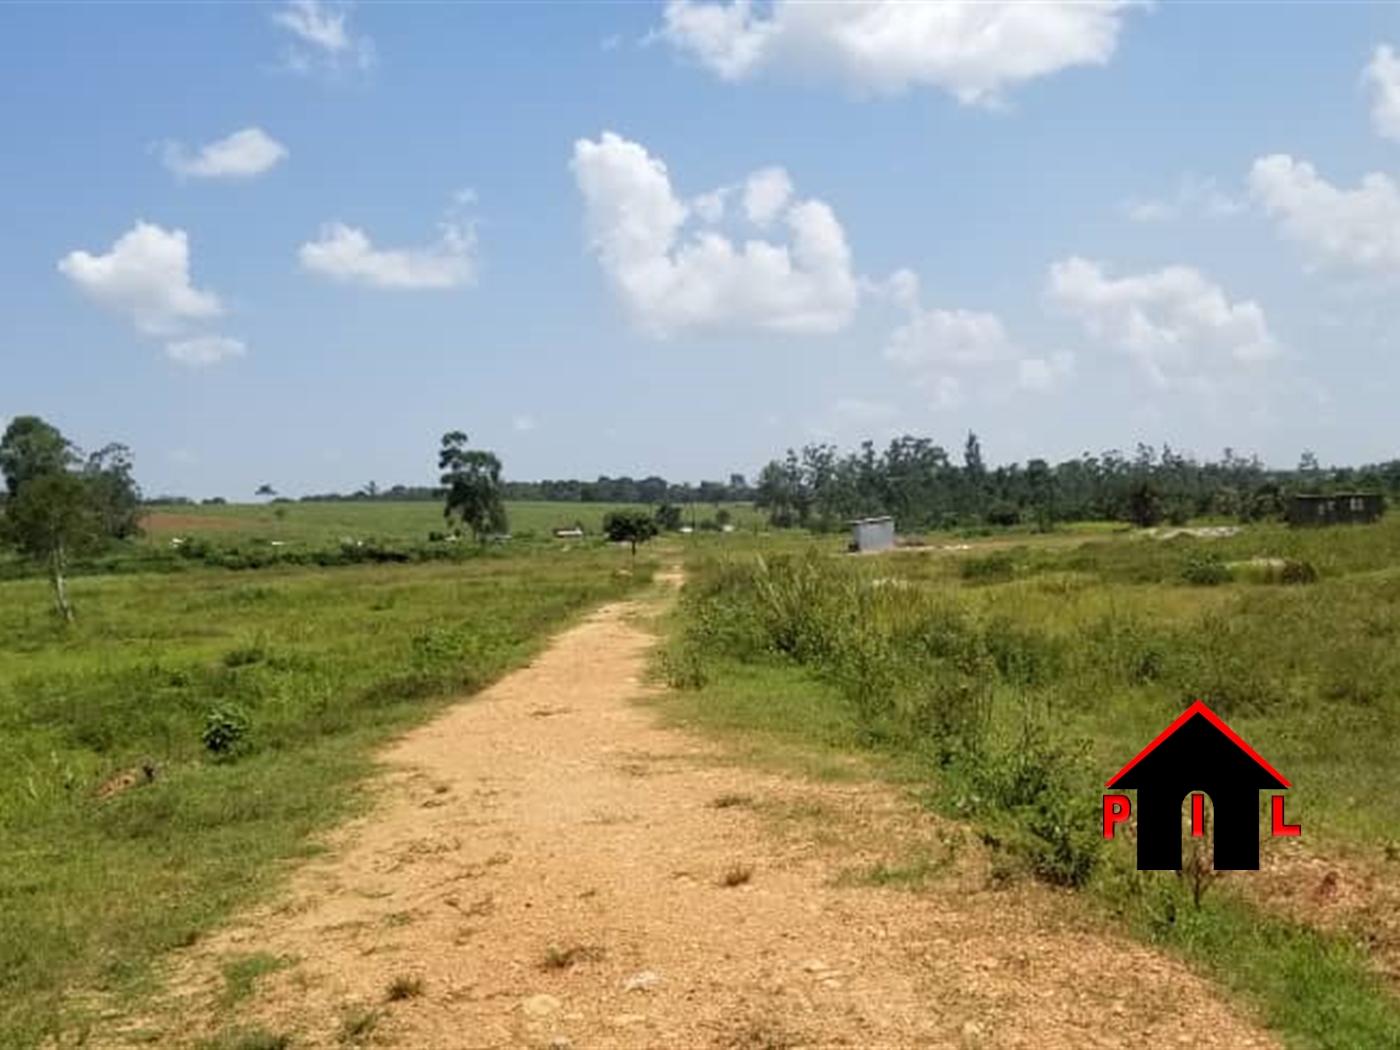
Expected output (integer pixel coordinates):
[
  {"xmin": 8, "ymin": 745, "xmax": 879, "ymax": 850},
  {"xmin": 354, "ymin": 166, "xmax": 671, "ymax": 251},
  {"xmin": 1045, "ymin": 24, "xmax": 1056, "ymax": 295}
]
[{"xmin": 1106, "ymin": 701, "xmax": 1290, "ymax": 870}]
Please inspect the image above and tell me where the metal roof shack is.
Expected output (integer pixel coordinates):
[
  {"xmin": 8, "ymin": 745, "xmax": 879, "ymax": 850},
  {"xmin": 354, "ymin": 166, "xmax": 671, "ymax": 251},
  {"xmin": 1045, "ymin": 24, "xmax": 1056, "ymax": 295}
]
[
  {"xmin": 1287, "ymin": 493, "xmax": 1384, "ymax": 527},
  {"xmin": 848, "ymin": 515, "xmax": 895, "ymax": 553}
]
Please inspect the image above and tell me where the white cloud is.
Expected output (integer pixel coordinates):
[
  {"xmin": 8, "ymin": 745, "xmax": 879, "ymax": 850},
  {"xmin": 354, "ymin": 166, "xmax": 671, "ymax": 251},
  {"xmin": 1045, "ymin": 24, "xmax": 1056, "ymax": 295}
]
[
  {"xmin": 658, "ymin": 0, "xmax": 1142, "ymax": 106},
  {"xmin": 58, "ymin": 221, "xmax": 223, "ymax": 336},
  {"xmin": 162, "ymin": 127, "xmax": 288, "ymax": 180},
  {"xmin": 300, "ymin": 197, "xmax": 477, "ymax": 290},
  {"xmin": 1120, "ymin": 174, "xmax": 1243, "ymax": 223},
  {"xmin": 1046, "ymin": 256, "xmax": 1277, "ymax": 386},
  {"xmin": 1365, "ymin": 44, "xmax": 1400, "ymax": 141},
  {"xmin": 165, "ymin": 335, "xmax": 247, "ymax": 367},
  {"xmin": 272, "ymin": 0, "xmax": 375, "ymax": 75},
  {"xmin": 570, "ymin": 131, "xmax": 858, "ymax": 337},
  {"xmin": 743, "ymin": 167, "xmax": 793, "ymax": 226},
  {"xmin": 1249, "ymin": 153, "xmax": 1400, "ymax": 275},
  {"xmin": 512, "ymin": 414, "xmax": 537, "ymax": 432},
  {"xmin": 881, "ymin": 270, "xmax": 1018, "ymax": 368}
]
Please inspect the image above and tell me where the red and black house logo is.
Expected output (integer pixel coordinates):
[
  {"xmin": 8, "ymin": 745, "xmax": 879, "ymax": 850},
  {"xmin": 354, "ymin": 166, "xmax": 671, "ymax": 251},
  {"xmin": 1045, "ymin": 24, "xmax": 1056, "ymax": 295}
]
[{"xmin": 1103, "ymin": 701, "xmax": 1301, "ymax": 870}]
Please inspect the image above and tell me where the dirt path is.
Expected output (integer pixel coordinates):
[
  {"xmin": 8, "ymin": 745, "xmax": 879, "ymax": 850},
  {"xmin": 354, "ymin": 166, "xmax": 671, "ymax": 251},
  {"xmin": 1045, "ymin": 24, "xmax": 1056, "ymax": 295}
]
[{"xmin": 110, "ymin": 577, "xmax": 1277, "ymax": 1049}]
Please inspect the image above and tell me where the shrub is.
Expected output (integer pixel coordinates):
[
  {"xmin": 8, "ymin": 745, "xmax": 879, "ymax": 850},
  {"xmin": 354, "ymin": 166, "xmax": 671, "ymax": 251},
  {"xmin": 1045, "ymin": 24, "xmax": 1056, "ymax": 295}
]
[
  {"xmin": 1281, "ymin": 558, "xmax": 1318, "ymax": 585},
  {"xmin": 1182, "ymin": 553, "xmax": 1232, "ymax": 586},
  {"xmin": 202, "ymin": 705, "xmax": 251, "ymax": 758}
]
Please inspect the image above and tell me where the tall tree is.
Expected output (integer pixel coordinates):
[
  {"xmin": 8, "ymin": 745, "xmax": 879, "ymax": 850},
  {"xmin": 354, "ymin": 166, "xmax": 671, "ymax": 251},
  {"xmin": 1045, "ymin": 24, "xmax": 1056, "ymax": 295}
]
[
  {"xmin": 439, "ymin": 431, "xmax": 507, "ymax": 542},
  {"xmin": 1, "ymin": 415, "xmax": 75, "ymax": 498},
  {"xmin": 84, "ymin": 443, "xmax": 142, "ymax": 540}
]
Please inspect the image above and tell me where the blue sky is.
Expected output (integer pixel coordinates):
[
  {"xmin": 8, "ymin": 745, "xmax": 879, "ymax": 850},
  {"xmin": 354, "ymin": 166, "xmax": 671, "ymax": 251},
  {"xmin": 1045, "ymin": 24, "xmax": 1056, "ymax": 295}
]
[{"xmin": 4, "ymin": 1, "xmax": 1400, "ymax": 499}]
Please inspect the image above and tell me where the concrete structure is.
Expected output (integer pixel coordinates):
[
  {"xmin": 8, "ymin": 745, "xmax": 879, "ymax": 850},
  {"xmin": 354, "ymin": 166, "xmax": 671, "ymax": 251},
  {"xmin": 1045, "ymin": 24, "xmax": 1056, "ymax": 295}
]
[
  {"xmin": 849, "ymin": 516, "xmax": 895, "ymax": 553},
  {"xmin": 1287, "ymin": 493, "xmax": 1384, "ymax": 527},
  {"xmin": 552, "ymin": 526, "xmax": 585, "ymax": 539}
]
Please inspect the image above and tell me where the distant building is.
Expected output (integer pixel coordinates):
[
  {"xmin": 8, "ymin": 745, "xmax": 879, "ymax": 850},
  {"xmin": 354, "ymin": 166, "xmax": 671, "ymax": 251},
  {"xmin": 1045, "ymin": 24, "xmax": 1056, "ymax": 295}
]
[
  {"xmin": 849, "ymin": 515, "xmax": 895, "ymax": 553},
  {"xmin": 552, "ymin": 526, "xmax": 585, "ymax": 539},
  {"xmin": 1287, "ymin": 493, "xmax": 1384, "ymax": 527}
]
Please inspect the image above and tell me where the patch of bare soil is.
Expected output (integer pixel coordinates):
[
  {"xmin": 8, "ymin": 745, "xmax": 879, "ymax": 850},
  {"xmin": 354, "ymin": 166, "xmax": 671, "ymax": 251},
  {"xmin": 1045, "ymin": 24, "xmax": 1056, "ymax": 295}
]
[
  {"xmin": 97, "ymin": 577, "xmax": 1276, "ymax": 1049},
  {"xmin": 1247, "ymin": 841, "xmax": 1400, "ymax": 987}
]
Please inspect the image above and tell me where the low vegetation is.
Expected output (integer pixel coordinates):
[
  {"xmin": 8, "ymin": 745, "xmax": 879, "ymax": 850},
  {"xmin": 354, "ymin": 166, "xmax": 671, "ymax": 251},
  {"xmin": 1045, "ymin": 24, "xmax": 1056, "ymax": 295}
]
[
  {"xmin": 0, "ymin": 551, "xmax": 649, "ymax": 1048},
  {"xmin": 662, "ymin": 518, "xmax": 1400, "ymax": 1046}
]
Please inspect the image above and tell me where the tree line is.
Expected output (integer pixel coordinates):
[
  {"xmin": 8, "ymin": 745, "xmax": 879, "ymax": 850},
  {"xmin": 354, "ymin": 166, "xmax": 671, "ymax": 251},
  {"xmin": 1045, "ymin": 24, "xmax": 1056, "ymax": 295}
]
[{"xmin": 752, "ymin": 434, "xmax": 1399, "ymax": 531}]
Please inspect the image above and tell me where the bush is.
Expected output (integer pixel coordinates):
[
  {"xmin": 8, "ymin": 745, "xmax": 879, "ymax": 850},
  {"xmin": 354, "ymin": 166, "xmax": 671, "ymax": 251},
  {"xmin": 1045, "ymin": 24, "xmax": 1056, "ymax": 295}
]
[
  {"xmin": 202, "ymin": 705, "xmax": 251, "ymax": 758},
  {"xmin": 1182, "ymin": 553, "xmax": 1232, "ymax": 586}
]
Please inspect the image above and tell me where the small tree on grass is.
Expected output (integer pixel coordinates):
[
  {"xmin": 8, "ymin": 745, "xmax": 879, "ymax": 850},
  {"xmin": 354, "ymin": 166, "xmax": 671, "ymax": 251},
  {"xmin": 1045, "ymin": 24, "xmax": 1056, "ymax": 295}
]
[
  {"xmin": 2, "ymin": 470, "xmax": 101, "ymax": 622},
  {"xmin": 603, "ymin": 509, "xmax": 657, "ymax": 564},
  {"xmin": 439, "ymin": 431, "xmax": 507, "ymax": 543}
]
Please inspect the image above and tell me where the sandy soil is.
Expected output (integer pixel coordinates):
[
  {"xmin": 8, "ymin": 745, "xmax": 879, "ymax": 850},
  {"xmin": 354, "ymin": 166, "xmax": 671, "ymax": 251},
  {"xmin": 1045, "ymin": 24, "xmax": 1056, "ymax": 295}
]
[{"xmin": 100, "ymin": 575, "xmax": 1277, "ymax": 1049}]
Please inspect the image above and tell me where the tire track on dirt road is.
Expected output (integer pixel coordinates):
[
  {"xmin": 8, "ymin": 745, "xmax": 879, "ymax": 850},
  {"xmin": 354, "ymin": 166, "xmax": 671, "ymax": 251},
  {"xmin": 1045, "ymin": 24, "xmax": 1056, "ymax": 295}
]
[{"xmin": 104, "ymin": 573, "xmax": 1276, "ymax": 1049}]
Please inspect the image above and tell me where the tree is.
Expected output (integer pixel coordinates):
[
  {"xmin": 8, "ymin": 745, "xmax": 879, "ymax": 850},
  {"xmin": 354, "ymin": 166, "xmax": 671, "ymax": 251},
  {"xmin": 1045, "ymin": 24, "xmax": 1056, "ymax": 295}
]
[
  {"xmin": 603, "ymin": 509, "xmax": 658, "ymax": 561},
  {"xmin": 2, "ymin": 471, "xmax": 101, "ymax": 622},
  {"xmin": 255, "ymin": 483, "xmax": 277, "ymax": 498},
  {"xmin": 654, "ymin": 503, "xmax": 683, "ymax": 532},
  {"xmin": 1, "ymin": 415, "xmax": 76, "ymax": 498},
  {"xmin": 1125, "ymin": 478, "xmax": 1165, "ymax": 528},
  {"xmin": 84, "ymin": 443, "xmax": 142, "ymax": 540},
  {"xmin": 439, "ymin": 431, "xmax": 507, "ymax": 542}
]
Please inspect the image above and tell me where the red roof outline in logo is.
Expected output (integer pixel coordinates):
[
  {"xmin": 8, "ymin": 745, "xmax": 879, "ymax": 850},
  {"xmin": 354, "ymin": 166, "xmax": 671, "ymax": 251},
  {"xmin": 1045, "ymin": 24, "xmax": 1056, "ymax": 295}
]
[{"xmin": 1104, "ymin": 700, "xmax": 1291, "ymax": 789}]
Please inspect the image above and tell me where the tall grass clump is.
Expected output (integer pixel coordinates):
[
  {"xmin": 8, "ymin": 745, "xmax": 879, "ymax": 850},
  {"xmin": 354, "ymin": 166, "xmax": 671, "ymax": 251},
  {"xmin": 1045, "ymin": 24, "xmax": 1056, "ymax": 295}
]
[{"xmin": 678, "ymin": 551, "xmax": 1101, "ymax": 885}]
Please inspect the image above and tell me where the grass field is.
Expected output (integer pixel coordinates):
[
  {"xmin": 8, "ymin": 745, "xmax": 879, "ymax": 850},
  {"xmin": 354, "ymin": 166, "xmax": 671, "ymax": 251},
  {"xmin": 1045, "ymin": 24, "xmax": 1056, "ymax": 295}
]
[
  {"xmin": 0, "ymin": 545, "xmax": 655, "ymax": 1048},
  {"xmin": 10, "ymin": 500, "xmax": 1400, "ymax": 1048},
  {"xmin": 659, "ymin": 516, "xmax": 1400, "ymax": 1047},
  {"xmin": 138, "ymin": 500, "xmax": 768, "ymax": 547}
]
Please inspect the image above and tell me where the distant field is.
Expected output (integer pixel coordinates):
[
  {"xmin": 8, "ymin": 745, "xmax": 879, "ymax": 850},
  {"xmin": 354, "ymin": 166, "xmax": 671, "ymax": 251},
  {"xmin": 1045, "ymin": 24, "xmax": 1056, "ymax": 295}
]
[{"xmin": 139, "ymin": 499, "xmax": 767, "ymax": 546}]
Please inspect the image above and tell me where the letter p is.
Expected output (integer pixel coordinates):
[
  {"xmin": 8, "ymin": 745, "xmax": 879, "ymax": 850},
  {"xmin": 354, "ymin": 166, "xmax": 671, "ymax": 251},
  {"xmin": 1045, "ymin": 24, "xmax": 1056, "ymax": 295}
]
[{"xmin": 1103, "ymin": 794, "xmax": 1131, "ymax": 839}]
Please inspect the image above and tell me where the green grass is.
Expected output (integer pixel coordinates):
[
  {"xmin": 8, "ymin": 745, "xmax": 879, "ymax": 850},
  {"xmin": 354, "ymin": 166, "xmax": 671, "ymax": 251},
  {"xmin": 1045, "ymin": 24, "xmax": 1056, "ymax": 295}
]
[
  {"xmin": 0, "ymin": 547, "xmax": 652, "ymax": 1048},
  {"xmin": 662, "ymin": 518, "xmax": 1400, "ymax": 1047},
  {"xmin": 138, "ymin": 499, "xmax": 767, "ymax": 546}
]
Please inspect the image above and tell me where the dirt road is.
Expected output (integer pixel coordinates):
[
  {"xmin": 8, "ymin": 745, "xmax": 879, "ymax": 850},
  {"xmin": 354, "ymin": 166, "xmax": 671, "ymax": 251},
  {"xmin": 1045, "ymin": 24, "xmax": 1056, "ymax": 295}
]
[{"xmin": 114, "ymin": 578, "xmax": 1275, "ymax": 1049}]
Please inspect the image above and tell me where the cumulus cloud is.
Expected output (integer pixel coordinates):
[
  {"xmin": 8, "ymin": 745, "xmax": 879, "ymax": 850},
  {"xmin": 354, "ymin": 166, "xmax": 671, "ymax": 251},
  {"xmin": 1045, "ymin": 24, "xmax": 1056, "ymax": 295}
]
[
  {"xmin": 1249, "ymin": 153, "xmax": 1400, "ymax": 275},
  {"xmin": 58, "ymin": 222, "xmax": 223, "ymax": 335},
  {"xmin": 1120, "ymin": 174, "xmax": 1243, "ymax": 223},
  {"xmin": 272, "ymin": 0, "xmax": 375, "ymax": 75},
  {"xmin": 570, "ymin": 131, "xmax": 858, "ymax": 337},
  {"xmin": 300, "ymin": 196, "xmax": 477, "ymax": 290},
  {"xmin": 743, "ymin": 167, "xmax": 793, "ymax": 226},
  {"xmin": 658, "ymin": 0, "xmax": 1142, "ymax": 106},
  {"xmin": 165, "ymin": 335, "xmax": 247, "ymax": 366},
  {"xmin": 162, "ymin": 127, "xmax": 288, "ymax": 180},
  {"xmin": 1365, "ymin": 44, "xmax": 1400, "ymax": 141},
  {"xmin": 58, "ymin": 221, "xmax": 245, "ymax": 366},
  {"xmin": 880, "ymin": 269, "xmax": 1018, "ymax": 368},
  {"xmin": 1046, "ymin": 256, "xmax": 1276, "ymax": 386}
]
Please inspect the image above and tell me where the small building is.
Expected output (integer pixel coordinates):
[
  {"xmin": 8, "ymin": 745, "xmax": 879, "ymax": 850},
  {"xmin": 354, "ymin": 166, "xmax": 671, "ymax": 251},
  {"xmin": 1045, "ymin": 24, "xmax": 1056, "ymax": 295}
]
[
  {"xmin": 1287, "ymin": 492, "xmax": 1384, "ymax": 527},
  {"xmin": 552, "ymin": 526, "xmax": 585, "ymax": 539},
  {"xmin": 848, "ymin": 515, "xmax": 895, "ymax": 553}
]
